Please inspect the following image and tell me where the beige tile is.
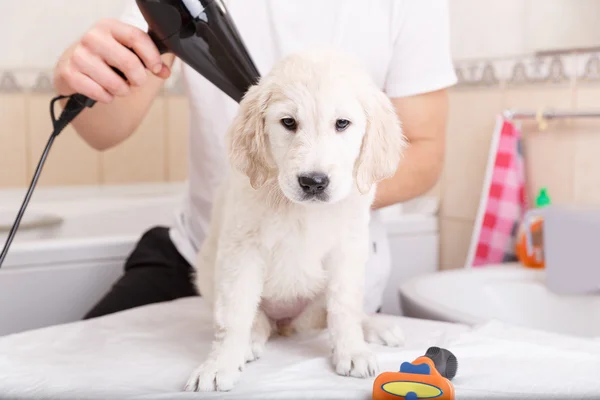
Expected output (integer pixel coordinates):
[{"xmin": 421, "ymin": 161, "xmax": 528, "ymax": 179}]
[
  {"xmin": 572, "ymin": 130, "xmax": 600, "ymax": 205},
  {"xmin": 504, "ymin": 87, "xmax": 575, "ymax": 133},
  {"xmin": 503, "ymin": 86, "xmax": 578, "ymax": 205},
  {"xmin": 574, "ymin": 86, "xmax": 600, "ymax": 109},
  {"xmin": 442, "ymin": 89, "xmax": 505, "ymax": 220},
  {"xmin": 165, "ymin": 95, "xmax": 189, "ymax": 182},
  {"xmin": 573, "ymin": 86, "xmax": 600, "ymax": 127},
  {"xmin": 521, "ymin": 129, "xmax": 576, "ymax": 204},
  {"xmin": 572, "ymin": 86, "xmax": 600, "ymax": 205},
  {"xmin": 439, "ymin": 217, "xmax": 475, "ymax": 270},
  {"xmin": 0, "ymin": 94, "xmax": 28, "ymax": 188},
  {"xmin": 101, "ymin": 98, "xmax": 167, "ymax": 184},
  {"xmin": 28, "ymin": 95, "xmax": 101, "ymax": 187}
]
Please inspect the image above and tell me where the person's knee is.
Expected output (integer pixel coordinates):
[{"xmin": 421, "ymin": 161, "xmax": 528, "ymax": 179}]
[{"xmin": 83, "ymin": 226, "xmax": 198, "ymax": 320}]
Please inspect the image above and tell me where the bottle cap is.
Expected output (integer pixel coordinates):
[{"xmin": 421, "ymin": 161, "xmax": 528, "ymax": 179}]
[{"xmin": 536, "ymin": 187, "xmax": 551, "ymax": 208}]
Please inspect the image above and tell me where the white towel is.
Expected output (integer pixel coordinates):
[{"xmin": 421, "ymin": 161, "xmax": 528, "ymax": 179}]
[
  {"xmin": 449, "ymin": 320, "xmax": 600, "ymax": 399},
  {"xmin": 0, "ymin": 298, "xmax": 599, "ymax": 399}
]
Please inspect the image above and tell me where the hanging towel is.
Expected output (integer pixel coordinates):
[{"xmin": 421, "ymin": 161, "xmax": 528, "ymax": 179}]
[{"xmin": 465, "ymin": 115, "xmax": 528, "ymax": 267}]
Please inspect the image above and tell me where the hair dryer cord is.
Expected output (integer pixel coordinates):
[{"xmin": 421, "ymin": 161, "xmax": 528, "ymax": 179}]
[{"xmin": 0, "ymin": 94, "xmax": 95, "ymax": 268}]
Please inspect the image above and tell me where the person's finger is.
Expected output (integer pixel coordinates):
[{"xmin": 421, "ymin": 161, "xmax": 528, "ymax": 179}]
[
  {"xmin": 109, "ymin": 23, "xmax": 165, "ymax": 76},
  {"xmin": 154, "ymin": 62, "xmax": 172, "ymax": 80},
  {"xmin": 71, "ymin": 45, "xmax": 130, "ymax": 97},
  {"xmin": 66, "ymin": 69, "xmax": 114, "ymax": 104},
  {"xmin": 82, "ymin": 31, "xmax": 148, "ymax": 86}
]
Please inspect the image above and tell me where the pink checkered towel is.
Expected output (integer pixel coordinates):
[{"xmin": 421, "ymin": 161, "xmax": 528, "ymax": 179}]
[{"xmin": 465, "ymin": 115, "xmax": 529, "ymax": 267}]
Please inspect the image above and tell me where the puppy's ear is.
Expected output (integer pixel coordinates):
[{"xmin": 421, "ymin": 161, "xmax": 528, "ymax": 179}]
[
  {"xmin": 227, "ymin": 83, "xmax": 272, "ymax": 189},
  {"xmin": 354, "ymin": 89, "xmax": 407, "ymax": 194}
]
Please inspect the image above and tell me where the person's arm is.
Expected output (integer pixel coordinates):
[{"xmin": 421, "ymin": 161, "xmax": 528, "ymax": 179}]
[
  {"xmin": 373, "ymin": 89, "xmax": 448, "ymax": 209},
  {"xmin": 53, "ymin": 19, "xmax": 176, "ymax": 151},
  {"xmin": 373, "ymin": 0, "xmax": 455, "ymax": 209}
]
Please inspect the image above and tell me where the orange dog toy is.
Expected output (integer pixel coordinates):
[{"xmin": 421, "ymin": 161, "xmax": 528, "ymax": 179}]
[{"xmin": 372, "ymin": 347, "xmax": 457, "ymax": 400}]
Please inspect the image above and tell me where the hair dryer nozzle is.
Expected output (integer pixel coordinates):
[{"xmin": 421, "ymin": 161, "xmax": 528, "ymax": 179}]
[{"xmin": 136, "ymin": 0, "xmax": 260, "ymax": 103}]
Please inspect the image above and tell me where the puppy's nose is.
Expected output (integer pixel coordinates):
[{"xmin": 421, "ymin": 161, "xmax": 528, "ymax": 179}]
[{"xmin": 298, "ymin": 173, "xmax": 329, "ymax": 194}]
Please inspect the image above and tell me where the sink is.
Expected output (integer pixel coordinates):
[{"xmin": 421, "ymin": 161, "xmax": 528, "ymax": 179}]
[{"xmin": 399, "ymin": 263, "xmax": 600, "ymax": 337}]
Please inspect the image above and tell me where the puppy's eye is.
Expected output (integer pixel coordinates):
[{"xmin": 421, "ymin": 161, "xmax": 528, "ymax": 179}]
[
  {"xmin": 281, "ymin": 117, "xmax": 297, "ymax": 131},
  {"xmin": 335, "ymin": 119, "xmax": 351, "ymax": 132}
]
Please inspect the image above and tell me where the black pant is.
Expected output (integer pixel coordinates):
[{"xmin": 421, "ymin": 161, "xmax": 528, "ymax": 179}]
[{"xmin": 84, "ymin": 226, "xmax": 199, "ymax": 319}]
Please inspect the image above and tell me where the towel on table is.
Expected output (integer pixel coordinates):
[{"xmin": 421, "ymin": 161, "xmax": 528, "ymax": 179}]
[
  {"xmin": 466, "ymin": 115, "xmax": 528, "ymax": 267},
  {"xmin": 0, "ymin": 298, "xmax": 599, "ymax": 400},
  {"xmin": 449, "ymin": 320, "xmax": 600, "ymax": 399}
]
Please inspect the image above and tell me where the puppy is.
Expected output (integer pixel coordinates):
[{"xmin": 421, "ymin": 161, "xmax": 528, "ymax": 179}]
[{"xmin": 185, "ymin": 49, "xmax": 408, "ymax": 392}]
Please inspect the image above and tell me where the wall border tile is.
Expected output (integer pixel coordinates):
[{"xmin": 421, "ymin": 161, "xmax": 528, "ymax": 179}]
[
  {"xmin": 0, "ymin": 68, "xmax": 185, "ymax": 95},
  {"xmin": 4, "ymin": 50, "xmax": 597, "ymax": 94},
  {"xmin": 577, "ymin": 52, "xmax": 600, "ymax": 83},
  {"xmin": 0, "ymin": 72, "xmax": 21, "ymax": 93},
  {"xmin": 453, "ymin": 51, "xmax": 594, "ymax": 89},
  {"xmin": 31, "ymin": 72, "xmax": 55, "ymax": 93}
]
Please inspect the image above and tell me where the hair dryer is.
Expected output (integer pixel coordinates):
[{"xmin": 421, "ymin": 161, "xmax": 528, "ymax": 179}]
[
  {"xmin": 0, "ymin": 0, "xmax": 260, "ymax": 267},
  {"xmin": 138, "ymin": 0, "xmax": 260, "ymax": 102}
]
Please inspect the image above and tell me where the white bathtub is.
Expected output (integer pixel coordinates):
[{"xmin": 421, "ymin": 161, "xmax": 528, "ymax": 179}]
[
  {"xmin": 0, "ymin": 182, "xmax": 439, "ymax": 336},
  {"xmin": 0, "ymin": 183, "xmax": 185, "ymax": 336}
]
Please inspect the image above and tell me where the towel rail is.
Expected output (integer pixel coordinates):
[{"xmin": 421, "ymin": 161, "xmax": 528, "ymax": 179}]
[{"xmin": 503, "ymin": 109, "xmax": 600, "ymax": 120}]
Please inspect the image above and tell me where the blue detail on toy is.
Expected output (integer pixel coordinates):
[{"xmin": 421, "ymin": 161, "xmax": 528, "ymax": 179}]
[
  {"xmin": 405, "ymin": 391, "xmax": 418, "ymax": 400},
  {"xmin": 399, "ymin": 362, "xmax": 431, "ymax": 375}
]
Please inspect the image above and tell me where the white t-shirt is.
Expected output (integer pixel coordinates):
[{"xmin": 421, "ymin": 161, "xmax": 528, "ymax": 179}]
[{"xmin": 120, "ymin": 0, "xmax": 456, "ymax": 313}]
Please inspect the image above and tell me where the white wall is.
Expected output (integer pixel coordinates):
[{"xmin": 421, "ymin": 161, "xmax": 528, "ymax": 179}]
[
  {"xmin": 2, "ymin": 0, "xmax": 600, "ymax": 69},
  {"xmin": 450, "ymin": 0, "xmax": 600, "ymax": 60},
  {"xmin": 0, "ymin": 0, "xmax": 127, "ymax": 69},
  {"xmin": 524, "ymin": 0, "xmax": 600, "ymax": 52},
  {"xmin": 449, "ymin": 0, "xmax": 527, "ymax": 60}
]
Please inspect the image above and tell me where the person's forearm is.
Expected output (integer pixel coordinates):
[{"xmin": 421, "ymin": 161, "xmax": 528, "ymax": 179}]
[
  {"xmin": 372, "ymin": 89, "xmax": 448, "ymax": 209},
  {"xmin": 63, "ymin": 77, "xmax": 166, "ymax": 150},
  {"xmin": 53, "ymin": 20, "xmax": 176, "ymax": 151},
  {"xmin": 55, "ymin": 51, "xmax": 173, "ymax": 151},
  {"xmin": 372, "ymin": 137, "xmax": 444, "ymax": 209}
]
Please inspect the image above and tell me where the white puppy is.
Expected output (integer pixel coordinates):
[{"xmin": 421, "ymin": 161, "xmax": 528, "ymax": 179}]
[{"xmin": 185, "ymin": 49, "xmax": 408, "ymax": 392}]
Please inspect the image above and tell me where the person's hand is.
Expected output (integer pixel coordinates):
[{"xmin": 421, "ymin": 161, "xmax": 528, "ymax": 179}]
[{"xmin": 53, "ymin": 18, "xmax": 171, "ymax": 104}]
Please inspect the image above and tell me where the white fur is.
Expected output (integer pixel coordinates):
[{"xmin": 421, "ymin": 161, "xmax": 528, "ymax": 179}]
[{"xmin": 184, "ymin": 50, "xmax": 408, "ymax": 392}]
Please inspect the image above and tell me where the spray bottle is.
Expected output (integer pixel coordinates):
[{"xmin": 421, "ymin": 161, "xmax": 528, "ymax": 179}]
[{"xmin": 516, "ymin": 187, "xmax": 551, "ymax": 268}]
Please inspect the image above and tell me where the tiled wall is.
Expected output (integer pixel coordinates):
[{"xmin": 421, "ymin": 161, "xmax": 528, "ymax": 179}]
[
  {"xmin": 0, "ymin": 69, "xmax": 188, "ymax": 188},
  {"xmin": 440, "ymin": 51, "xmax": 600, "ymax": 270},
  {"xmin": 2, "ymin": 51, "xmax": 600, "ymax": 272}
]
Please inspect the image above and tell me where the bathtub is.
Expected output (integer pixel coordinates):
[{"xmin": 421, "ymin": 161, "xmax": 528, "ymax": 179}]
[
  {"xmin": 0, "ymin": 182, "xmax": 439, "ymax": 336},
  {"xmin": 0, "ymin": 183, "xmax": 185, "ymax": 336}
]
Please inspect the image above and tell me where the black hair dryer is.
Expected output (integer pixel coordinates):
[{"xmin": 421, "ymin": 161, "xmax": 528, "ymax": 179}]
[{"xmin": 137, "ymin": 0, "xmax": 261, "ymax": 102}]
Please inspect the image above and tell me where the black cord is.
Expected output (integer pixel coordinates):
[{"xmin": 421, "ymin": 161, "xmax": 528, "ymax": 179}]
[
  {"xmin": 0, "ymin": 94, "xmax": 95, "ymax": 268},
  {"xmin": 50, "ymin": 95, "xmax": 69, "ymax": 123}
]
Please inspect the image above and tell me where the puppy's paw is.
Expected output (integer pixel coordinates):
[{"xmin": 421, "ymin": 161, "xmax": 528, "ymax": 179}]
[
  {"xmin": 244, "ymin": 338, "xmax": 266, "ymax": 363},
  {"xmin": 332, "ymin": 345, "xmax": 378, "ymax": 378},
  {"xmin": 363, "ymin": 317, "xmax": 405, "ymax": 347},
  {"xmin": 184, "ymin": 358, "xmax": 242, "ymax": 392},
  {"xmin": 245, "ymin": 311, "xmax": 271, "ymax": 363}
]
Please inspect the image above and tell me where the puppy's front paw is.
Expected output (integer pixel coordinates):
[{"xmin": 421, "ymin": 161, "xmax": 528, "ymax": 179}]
[
  {"xmin": 244, "ymin": 337, "xmax": 266, "ymax": 363},
  {"xmin": 184, "ymin": 358, "xmax": 242, "ymax": 392},
  {"xmin": 363, "ymin": 317, "xmax": 405, "ymax": 347},
  {"xmin": 332, "ymin": 345, "xmax": 378, "ymax": 378},
  {"xmin": 245, "ymin": 311, "xmax": 271, "ymax": 363}
]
